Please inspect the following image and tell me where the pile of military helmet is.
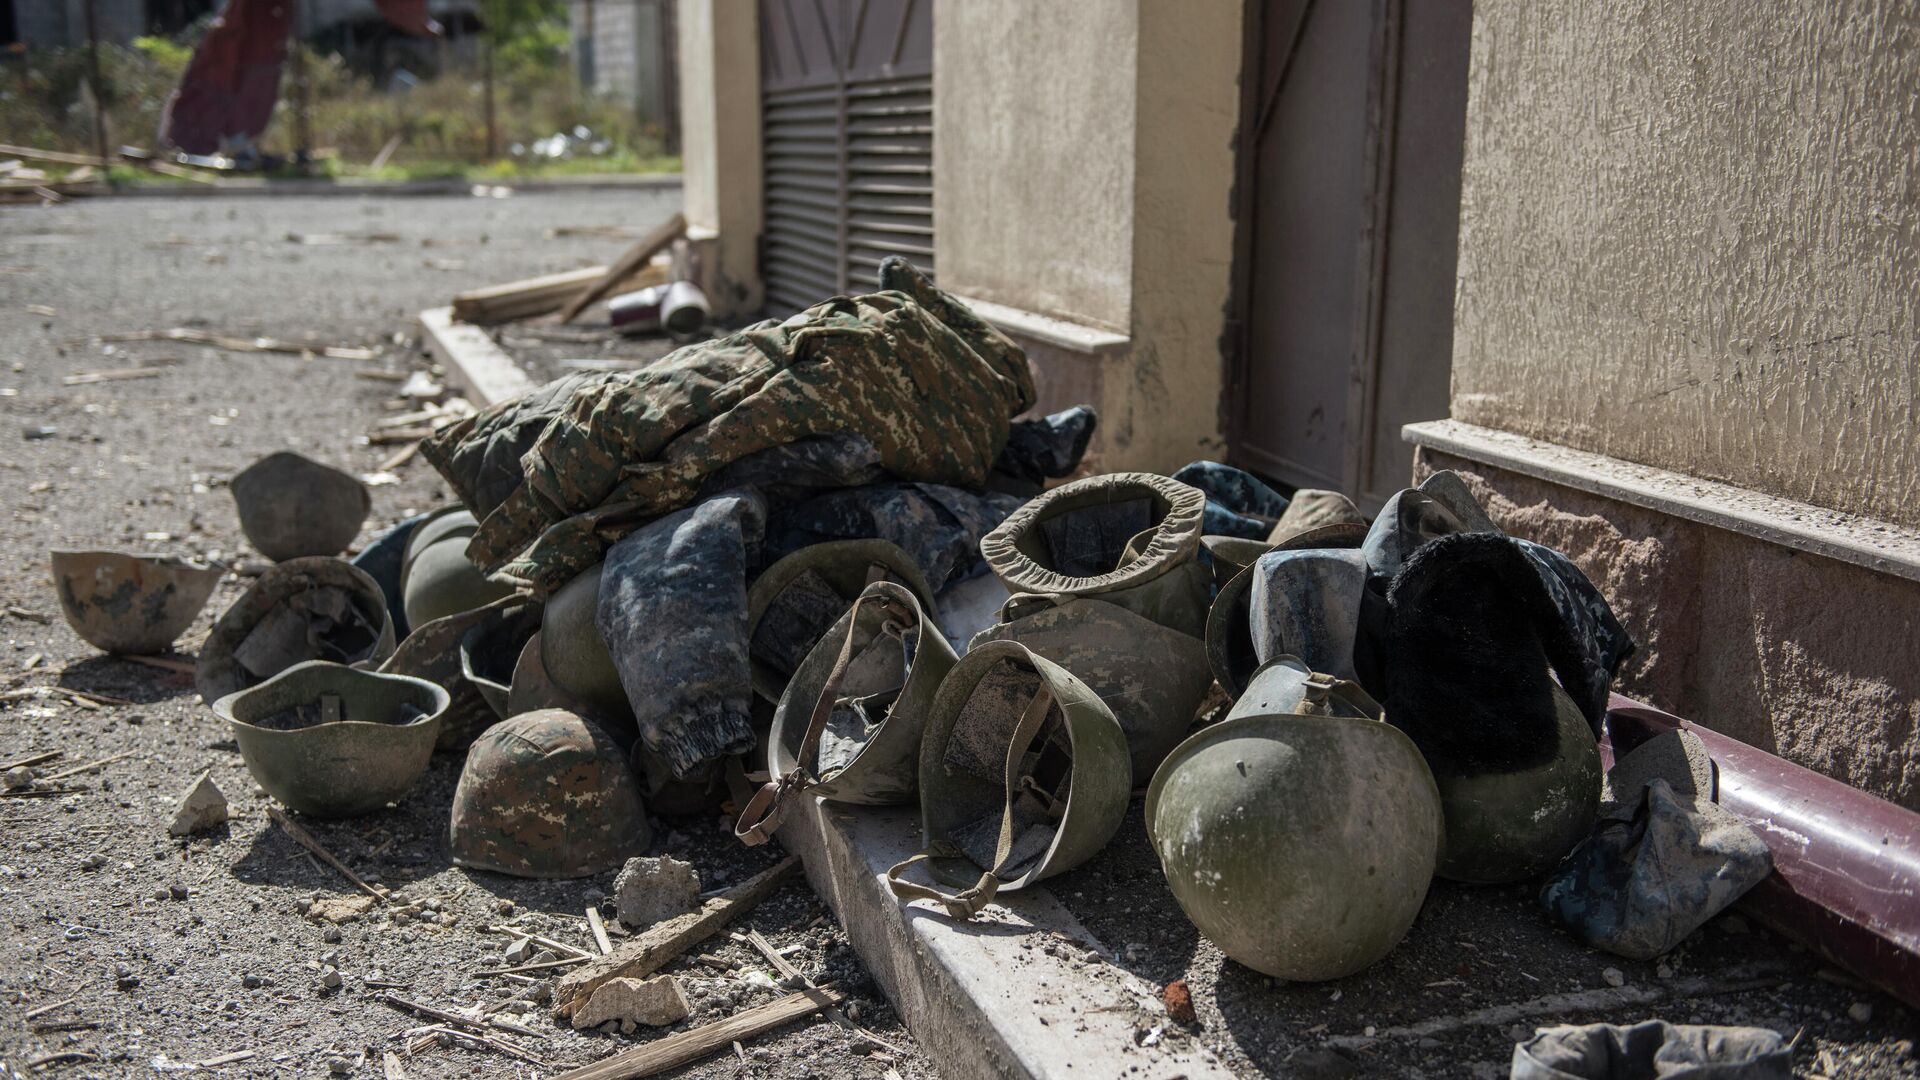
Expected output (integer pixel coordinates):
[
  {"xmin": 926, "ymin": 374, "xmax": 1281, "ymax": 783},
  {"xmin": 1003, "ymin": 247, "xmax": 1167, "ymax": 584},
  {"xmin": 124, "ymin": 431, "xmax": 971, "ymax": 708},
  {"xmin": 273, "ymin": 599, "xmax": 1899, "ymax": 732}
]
[{"xmin": 51, "ymin": 257, "xmax": 1767, "ymax": 987}]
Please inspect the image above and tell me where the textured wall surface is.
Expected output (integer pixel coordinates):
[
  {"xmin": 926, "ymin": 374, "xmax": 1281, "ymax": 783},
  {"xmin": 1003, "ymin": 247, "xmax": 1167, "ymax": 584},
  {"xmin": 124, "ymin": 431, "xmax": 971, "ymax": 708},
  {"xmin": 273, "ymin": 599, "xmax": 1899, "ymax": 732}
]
[
  {"xmin": 676, "ymin": 0, "xmax": 761, "ymax": 314},
  {"xmin": 934, "ymin": 0, "xmax": 1138, "ymax": 332},
  {"xmin": 1452, "ymin": 1, "xmax": 1920, "ymax": 528},
  {"xmin": 1419, "ymin": 449, "xmax": 1920, "ymax": 812}
]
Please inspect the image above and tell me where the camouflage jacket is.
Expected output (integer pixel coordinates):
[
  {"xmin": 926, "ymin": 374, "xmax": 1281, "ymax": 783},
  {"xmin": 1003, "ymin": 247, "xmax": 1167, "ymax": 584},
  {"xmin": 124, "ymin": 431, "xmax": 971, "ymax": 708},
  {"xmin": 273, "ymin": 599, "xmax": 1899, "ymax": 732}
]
[{"xmin": 421, "ymin": 258, "xmax": 1036, "ymax": 594}]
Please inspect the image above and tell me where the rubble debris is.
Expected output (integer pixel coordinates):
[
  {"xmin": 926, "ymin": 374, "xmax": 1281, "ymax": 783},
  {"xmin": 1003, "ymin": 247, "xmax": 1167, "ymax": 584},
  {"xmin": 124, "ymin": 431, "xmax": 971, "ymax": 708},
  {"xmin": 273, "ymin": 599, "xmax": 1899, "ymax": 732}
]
[
  {"xmin": 553, "ymin": 986, "xmax": 845, "ymax": 1080},
  {"xmin": 317, "ymin": 965, "xmax": 343, "ymax": 990},
  {"xmin": 554, "ymin": 857, "xmax": 795, "ymax": 1021},
  {"xmin": 556, "ymin": 212, "xmax": 687, "ymax": 324},
  {"xmin": 613, "ymin": 855, "xmax": 701, "ymax": 929},
  {"xmin": 167, "ymin": 769, "xmax": 229, "ymax": 836},
  {"xmin": 4, "ymin": 765, "xmax": 34, "ymax": 789},
  {"xmin": 569, "ymin": 975, "xmax": 690, "ymax": 1031}
]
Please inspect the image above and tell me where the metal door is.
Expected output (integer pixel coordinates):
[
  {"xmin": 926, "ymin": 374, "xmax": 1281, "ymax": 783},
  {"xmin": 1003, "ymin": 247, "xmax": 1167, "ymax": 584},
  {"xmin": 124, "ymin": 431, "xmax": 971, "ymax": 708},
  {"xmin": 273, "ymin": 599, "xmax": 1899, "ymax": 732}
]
[
  {"xmin": 1225, "ymin": 0, "xmax": 1472, "ymax": 508},
  {"xmin": 759, "ymin": 0, "xmax": 933, "ymax": 314}
]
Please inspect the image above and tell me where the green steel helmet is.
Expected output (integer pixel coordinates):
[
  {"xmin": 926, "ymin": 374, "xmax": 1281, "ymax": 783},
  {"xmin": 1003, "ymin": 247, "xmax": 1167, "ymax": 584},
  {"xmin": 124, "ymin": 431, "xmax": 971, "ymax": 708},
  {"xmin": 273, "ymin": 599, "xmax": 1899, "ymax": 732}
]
[
  {"xmin": 400, "ymin": 509, "xmax": 515, "ymax": 629},
  {"xmin": 886, "ymin": 639, "xmax": 1131, "ymax": 919},
  {"xmin": 1205, "ymin": 523, "xmax": 1367, "ymax": 700},
  {"xmin": 745, "ymin": 539, "xmax": 936, "ymax": 704},
  {"xmin": 458, "ymin": 599, "xmax": 544, "ymax": 721},
  {"xmin": 230, "ymin": 451, "xmax": 371, "ymax": 562},
  {"xmin": 538, "ymin": 563, "xmax": 632, "ymax": 719},
  {"xmin": 449, "ymin": 708, "xmax": 650, "ymax": 879},
  {"xmin": 1429, "ymin": 683, "xmax": 1601, "ymax": 885},
  {"xmin": 736, "ymin": 580, "xmax": 959, "ymax": 846},
  {"xmin": 1145, "ymin": 656, "xmax": 1441, "ymax": 981}
]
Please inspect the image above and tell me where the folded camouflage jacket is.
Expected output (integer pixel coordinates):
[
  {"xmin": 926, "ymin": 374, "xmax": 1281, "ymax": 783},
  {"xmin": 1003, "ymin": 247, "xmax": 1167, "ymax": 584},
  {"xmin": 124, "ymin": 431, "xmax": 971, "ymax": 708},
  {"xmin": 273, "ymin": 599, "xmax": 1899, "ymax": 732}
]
[{"xmin": 421, "ymin": 258, "xmax": 1036, "ymax": 594}]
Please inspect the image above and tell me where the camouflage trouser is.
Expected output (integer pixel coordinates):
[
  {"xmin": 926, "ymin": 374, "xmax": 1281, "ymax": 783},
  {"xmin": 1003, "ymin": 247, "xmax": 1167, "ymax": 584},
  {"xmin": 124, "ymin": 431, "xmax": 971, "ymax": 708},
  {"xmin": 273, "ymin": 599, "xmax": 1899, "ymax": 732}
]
[
  {"xmin": 765, "ymin": 482, "xmax": 1024, "ymax": 590},
  {"xmin": 421, "ymin": 258, "xmax": 1036, "ymax": 595},
  {"xmin": 596, "ymin": 490, "xmax": 768, "ymax": 778},
  {"xmin": 1170, "ymin": 460, "xmax": 1293, "ymax": 540}
]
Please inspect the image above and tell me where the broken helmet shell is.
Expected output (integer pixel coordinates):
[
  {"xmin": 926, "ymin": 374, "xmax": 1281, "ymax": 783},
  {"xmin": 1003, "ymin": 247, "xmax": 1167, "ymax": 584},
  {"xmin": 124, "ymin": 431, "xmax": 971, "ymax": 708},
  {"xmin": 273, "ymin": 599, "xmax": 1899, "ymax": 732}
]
[
  {"xmin": 1145, "ymin": 656, "xmax": 1441, "ymax": 981},
  {"xmin": 195, "ymin": 557, "xmax": 396, "ymax": 704},
  {"xmin": 229, "ymin": 451, "xmax": 371, "ymax": 562},
  {"xmin": 215, "ymin": 660, "xmax": 448, "ymax": 818},
  {"xmin": 50, "ymin": 549, "xmax": 222, "ymax": 655},
  {"xmin": 736, "ymin": 580, "xmax": 959, "ymax": 845},
  {"xmin": 886, "ymin": 639, "xmax": 1130, "ymax": 919},
  {"xmin": 449, "ymin": 708, "xmax": 651, "ymax": 879}
]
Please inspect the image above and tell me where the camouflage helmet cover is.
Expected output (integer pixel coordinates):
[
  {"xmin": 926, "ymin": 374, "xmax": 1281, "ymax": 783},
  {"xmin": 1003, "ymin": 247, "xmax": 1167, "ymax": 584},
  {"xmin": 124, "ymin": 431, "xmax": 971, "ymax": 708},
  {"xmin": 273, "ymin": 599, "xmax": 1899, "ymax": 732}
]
[{"xmin": 449, "ymin": 708, "xmax": 650, "ymax": 879}]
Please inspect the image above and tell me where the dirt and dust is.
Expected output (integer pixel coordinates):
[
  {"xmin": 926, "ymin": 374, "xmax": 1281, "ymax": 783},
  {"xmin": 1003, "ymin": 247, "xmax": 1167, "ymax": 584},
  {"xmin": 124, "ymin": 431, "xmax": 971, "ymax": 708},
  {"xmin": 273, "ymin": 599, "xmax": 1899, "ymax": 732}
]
[{"xmin": 0, "ymin": 190, "xmax": 932, "ymax": 1079}]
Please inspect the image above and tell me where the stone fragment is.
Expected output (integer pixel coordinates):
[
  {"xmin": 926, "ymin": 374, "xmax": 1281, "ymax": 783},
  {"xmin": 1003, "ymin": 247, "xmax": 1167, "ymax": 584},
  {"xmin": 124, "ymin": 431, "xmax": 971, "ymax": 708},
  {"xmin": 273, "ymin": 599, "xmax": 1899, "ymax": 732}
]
[
  {"xmin": 1848, "ymin": 1001, "xmax": 1873, "ymax": 1023},
  {"xmin": 613, "ymin": 855, "xmax": 701, "ymax": 929},
  {"xmin": 1162, "ymin": 979, "xmax": 1196, "ymax": 1025},
  {"xmin": 570, "ymin": 975, "xmax": 690, "ymax": 1031},
  {"xmin": 168, "ymin": 770, "xmax": 229, "ymax": 837},
  {"xmin": 1602, "ymin": 967, "xmax": 1625, "ymax": 988},
  {"xmin": 3, "ymin": 765, "xmax": 33, "ymax": 789},
  {"xmin": 308, "ymin": 895, "xmax": 376, "ymax": 924},
  {"xmin": 318, "ymin": 965, "xmax": 343, "ymax": 990},
  {"xmin": 504, "ymin": 937, "xmax": 534, "ymax": 964}
]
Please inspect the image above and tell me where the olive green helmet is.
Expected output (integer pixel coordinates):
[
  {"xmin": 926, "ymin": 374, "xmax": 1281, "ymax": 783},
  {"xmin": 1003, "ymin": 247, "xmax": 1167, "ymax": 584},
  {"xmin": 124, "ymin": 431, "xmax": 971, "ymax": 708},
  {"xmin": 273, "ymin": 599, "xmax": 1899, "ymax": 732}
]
[
  {"xmin": 230, "ymin": 451, "xmax": 371, "ymax": 562},
  {"xmin": 538, "ymin": 563, "xmax": 632, "ymax": 719},
  {"xmin": 400, "ymin": 508, "xmax": 515, "ymax": 629},
  {"xmin": 1430, "ymin": 683, "xmax": 1601, "ymax": 884},
  {"xmin": 886, "ymin": 640, "xmax": 1131, "ymax": 919},
  {"xmin": 216, "ymin": 660, "xmax": 448, "ymax": 818},
  {"xmin": 457, "ymin": 598, "xmax": 544, "ymax": 721},
  {"xmin": 378, "ymin": 595, "xmax": 521, "ymax": 751},
  {"xmin": 745, "ymin": 539, "xmax": 936, "ymax": 704},
  {"xmin": 1145, "ymin": 657, "xmax": 1441, "ymax": 981},
  {"xmin": 736, "ymin": 581, "xmax": 958, "ymax": 846},
  {"xmin": 449, "ymin": 708, "xmax": 650, "ymax": 879},
  {"xmin": 1205, "ymin": 523, "xmax": 1368, "ymax": 700}
]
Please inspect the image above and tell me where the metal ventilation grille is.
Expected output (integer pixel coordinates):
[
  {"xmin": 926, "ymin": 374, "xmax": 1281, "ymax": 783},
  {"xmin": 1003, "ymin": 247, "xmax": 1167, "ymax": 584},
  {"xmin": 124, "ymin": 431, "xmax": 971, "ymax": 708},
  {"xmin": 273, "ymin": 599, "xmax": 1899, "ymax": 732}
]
[{"xmin": 759, "ymin": 0, "xmax": 933, "ymax": 316}]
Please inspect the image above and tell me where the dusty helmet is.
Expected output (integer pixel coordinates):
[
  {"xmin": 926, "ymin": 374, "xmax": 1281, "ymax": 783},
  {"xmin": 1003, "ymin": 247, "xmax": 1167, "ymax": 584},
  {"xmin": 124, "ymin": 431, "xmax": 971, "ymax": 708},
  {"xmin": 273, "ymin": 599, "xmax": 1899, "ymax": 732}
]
[
  {"xmin": 400, "ymin": 508, "xmax": 515, "ymax": 628},
  {"xmin": 230, "ymin": 451, "xmax": 371, "ymax": 562},
  {"xmin": 745, "ymin": 539, "xmax": 936, "ymax": 704},
  {"xmin": 1429, "ymin": 683, "xmax": 1602, "ymax": 884},
  {"xmin": 379, "ymin": 595, "xmax": 524, "ymax": 751},
  {"xmin": 538, "ymin": 563, "xmax": 632, "ymax": 718},
  {"xmin": 1206, "ymin": 523, "xmax": 1368, "ymax": 700},
  {"xmin": 196, "ymin": 557, "xmax": 396, "ymax": 704},
  {"xmin": 736, "ymin": 580, "xmax": 959, "ymax": 845},
  {"xmin": 1146, "ymin": 656, "xmax": 1441, "ymax": 981},
  {"xmin": 449, "ymin": 708, "xmax": 650, "ymax": 879},
  {"xmin": 51, "ymin": 549, "xmax": 221, "ymax": 655},
  {"xmin": 886, "ymin": 640, "xmax": 1130, "ymax": 919},
  {"xmin": 458, "ymin": 598, "xmax": 544, "ymax": 721}
]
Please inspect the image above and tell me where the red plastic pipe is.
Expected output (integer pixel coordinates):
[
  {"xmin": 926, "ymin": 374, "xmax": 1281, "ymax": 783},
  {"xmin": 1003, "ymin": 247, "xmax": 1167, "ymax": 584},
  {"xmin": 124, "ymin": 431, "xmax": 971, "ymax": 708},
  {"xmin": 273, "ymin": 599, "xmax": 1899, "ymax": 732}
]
[{"xmin": 1602, "ymin": 694, "xmax": 1920, "ymax": 1009}]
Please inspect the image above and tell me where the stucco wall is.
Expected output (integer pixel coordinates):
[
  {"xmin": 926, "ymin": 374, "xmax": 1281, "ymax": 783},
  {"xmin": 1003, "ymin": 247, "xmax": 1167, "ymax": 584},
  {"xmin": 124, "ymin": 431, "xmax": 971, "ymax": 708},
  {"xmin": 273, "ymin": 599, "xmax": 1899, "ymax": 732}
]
[
  {"xmin": 1451, "ymin": 1, "xmax": 1920, "ymax": 529},
  {"xmin": 935, "ymin": 0, "xmax": 1239, "ymax": 472},
  {"xmin": 676, "ymin": 0, "xmax": 760, "ymax": 314},
  {"xmin": 933, "ymin": 0, "xmax": 1138, "ymax": 333},
  {"xmin": 1417, "ymin": 448, "xmax": 1920, "ymax": 812}
]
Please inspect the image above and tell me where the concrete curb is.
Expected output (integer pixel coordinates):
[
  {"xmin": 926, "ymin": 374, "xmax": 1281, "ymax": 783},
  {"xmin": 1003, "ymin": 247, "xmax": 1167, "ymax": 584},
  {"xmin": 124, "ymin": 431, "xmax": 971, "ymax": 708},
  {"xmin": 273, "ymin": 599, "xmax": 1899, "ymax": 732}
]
[
  {"xmin": 109, "ymin": 173, "xmax": 681, "ymax": 199},
  {"xmin": 417, "ymin": 303, "xmax": 1232, "ymax": 1079}
]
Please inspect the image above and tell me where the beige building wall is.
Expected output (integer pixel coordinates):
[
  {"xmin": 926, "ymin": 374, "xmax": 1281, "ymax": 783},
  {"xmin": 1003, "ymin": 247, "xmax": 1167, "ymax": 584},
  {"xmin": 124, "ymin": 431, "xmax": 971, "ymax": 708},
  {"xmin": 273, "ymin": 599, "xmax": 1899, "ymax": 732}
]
[
  {"xmin": 934, "ymin": 0, "xmax": 1240, "ymax": 473},
  {"xmin": 676, "ymin": 0, "xmax": 763, "ymax": 315},
  {"xmin": 1450, "ymin": 1, "xmax": 1920, "ymax": 529}
]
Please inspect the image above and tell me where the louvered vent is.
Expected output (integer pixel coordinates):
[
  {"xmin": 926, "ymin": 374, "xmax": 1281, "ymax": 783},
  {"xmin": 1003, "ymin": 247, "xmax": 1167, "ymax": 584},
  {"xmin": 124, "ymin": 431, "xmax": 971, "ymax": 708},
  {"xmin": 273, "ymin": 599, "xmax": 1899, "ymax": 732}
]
[{"xmin": 760, "ymin": 0, "xmax": 933, "ymax": 315}]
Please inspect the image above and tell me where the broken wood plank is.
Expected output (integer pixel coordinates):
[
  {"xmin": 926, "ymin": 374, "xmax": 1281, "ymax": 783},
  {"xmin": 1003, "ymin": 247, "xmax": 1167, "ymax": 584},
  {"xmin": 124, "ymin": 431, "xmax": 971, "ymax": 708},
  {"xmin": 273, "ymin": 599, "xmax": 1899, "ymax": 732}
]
[
  {"xmin": 95, "ymin": 328, "xmax": 377, "ymax": 361},
  {"xmin": 22, "ymin": 996, "xmax": 75, "ymax": 1021},
  {"xmin": 586, "ymin": 906, "xmax": 614, "ymax": 956},
  {"xmin": 196, "ymin": 1050, "xmax": 256, "ymax": 1067},
  {"xmin": 41, "ymin": 750, "xmax": 136, "ymax": 782},
  {"xmin": 451, "ymin": 266, "xmax": 610, "ymax": 325},
  {"xmin": 119, "ymin": 653, "xmax": 196, "ymax": 674},
  {"xmin": 267, "ymin": 806, "xmax": 386, "ymax": 903},
  {"xmin": 481, "ymin": 925, "xmax": 596, "ymax": 961},
  {"xmin": 473, "ymin": 955, "xmax": 590, "ymax": 977},
  {"xmin": 411, "ymin": 1024, "xmax": 547, "ymax": 1067},
  {"xmin": 62, "ymin": 366, "xmax": 168, "ymax": 386},
  {"xmin": 742, "ymin": 929, "xmax": 905, "ymax": 1056},
  {"xmin": 555, "ymin": 212, "xmax": 686, "ymax": 324},
  {"xmin": 553, "ymin": 855, "xmax": 796, "ymax": 1020},
  {"xmin": 0, "ymin": 751, "xmax": 61, "ymax": 772},
  {"xmin": 378, "ymin": 442, "xmax": 420, "ymax": 471},
  {"xmin": 555, "ymin": 986, "xmax": 846, "ymax": 1080}
]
